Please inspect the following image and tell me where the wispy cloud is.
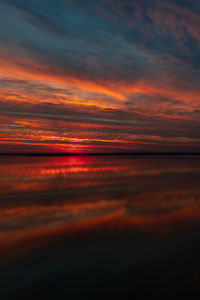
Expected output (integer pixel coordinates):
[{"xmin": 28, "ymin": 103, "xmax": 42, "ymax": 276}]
[{"xmin": 0, "ymin": 0, "xmax": 200, "ymax": 152}]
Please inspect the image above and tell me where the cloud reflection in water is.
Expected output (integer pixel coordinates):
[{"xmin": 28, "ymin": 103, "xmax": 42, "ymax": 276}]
[{"xmin": 0, "ymin": 155, "xmax": 200, "ymax": 298}]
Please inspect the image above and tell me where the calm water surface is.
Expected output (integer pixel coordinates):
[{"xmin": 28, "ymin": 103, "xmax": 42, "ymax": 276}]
[{"xmin": 0, "ymin": 155, "xmax": 200, "ymax": 299}]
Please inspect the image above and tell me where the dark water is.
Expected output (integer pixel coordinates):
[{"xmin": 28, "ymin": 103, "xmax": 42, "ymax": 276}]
[{"xmin": 1, "ymin": 155, "xmax": 200, "ymax": 299}]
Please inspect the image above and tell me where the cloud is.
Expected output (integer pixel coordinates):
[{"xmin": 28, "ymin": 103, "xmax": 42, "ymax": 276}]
[{"xmin": 0, "ymin": 0, "xmax": 200, "ymax": 152}]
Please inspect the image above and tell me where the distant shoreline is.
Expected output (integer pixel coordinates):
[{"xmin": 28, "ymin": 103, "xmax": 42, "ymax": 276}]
[{"xmin": 0, "ymin": 152, "xmax": 200, "ymax": 156}]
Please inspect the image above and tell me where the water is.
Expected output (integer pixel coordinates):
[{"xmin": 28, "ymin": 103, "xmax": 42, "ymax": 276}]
[{"xmin": 0, "ymin": 155, "xmax": 200, "ymax": 299}]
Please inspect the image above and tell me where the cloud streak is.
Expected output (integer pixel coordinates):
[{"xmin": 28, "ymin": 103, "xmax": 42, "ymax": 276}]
[{"xmin": 0, "ymin": 0, "xmax": 200, "ymax": 152}]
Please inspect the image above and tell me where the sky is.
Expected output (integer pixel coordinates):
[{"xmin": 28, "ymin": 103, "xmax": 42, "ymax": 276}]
[{"xmin": 0, "ymin": 0, "xmax": 200, "ymax": 153}]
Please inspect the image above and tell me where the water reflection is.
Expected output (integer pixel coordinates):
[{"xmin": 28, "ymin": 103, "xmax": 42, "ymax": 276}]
[{"xmin": 0, "ymin": 155, "xmax": 200, "ymax": 299}]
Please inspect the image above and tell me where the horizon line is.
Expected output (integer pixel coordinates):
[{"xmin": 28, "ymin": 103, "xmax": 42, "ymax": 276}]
[{"xmin": 0, "ymin": 152, "xmax": 200, "ymax": 156}]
